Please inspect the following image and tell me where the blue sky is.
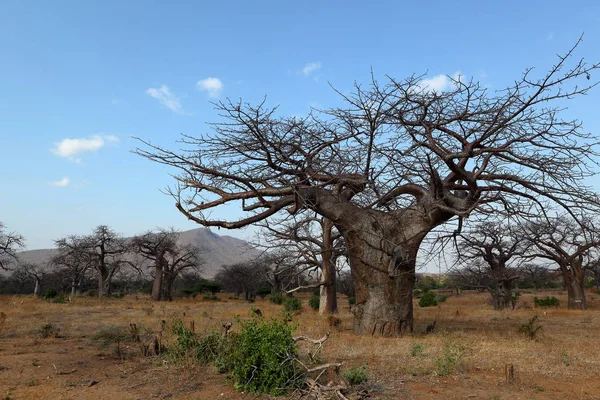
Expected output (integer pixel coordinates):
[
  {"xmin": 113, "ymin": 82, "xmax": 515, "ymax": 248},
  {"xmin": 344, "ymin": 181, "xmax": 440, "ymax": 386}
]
[{"xmin": 1, "ymin": 0, "xmax": 600, "ymax": 250}]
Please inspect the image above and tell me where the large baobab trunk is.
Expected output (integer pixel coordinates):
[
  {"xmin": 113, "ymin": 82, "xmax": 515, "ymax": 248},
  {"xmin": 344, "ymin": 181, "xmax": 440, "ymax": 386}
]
[
  {"xmin": 490, "ymin": 279, "xmax": 513, "ymax": 310},
  {"xmin": 98, "ymin": 270, "xmax": 110, "ymax": 298},
  {"xmin": 163, "ymin": 272, "xmax": 175, "ymax": 301},
  {"xmin": 336, "ymin": 212, "xmax": 428, "ymax": 337},
  {"xmin": 319, "ymin": 219, "xmax": 338, "ymax": 314},
  {"xmin": 565, "ymin": 271, "xmax": 586, "ymax": 310},
  {"xmin": 151, "ymin": 265, "xmax": 163, "ymax": 301}
]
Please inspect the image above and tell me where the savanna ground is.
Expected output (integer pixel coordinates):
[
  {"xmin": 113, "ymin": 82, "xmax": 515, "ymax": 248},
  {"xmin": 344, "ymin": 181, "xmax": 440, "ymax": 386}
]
[{"xmin": 1, "ymin": 290, "xmax": 600, "ymax": 400}]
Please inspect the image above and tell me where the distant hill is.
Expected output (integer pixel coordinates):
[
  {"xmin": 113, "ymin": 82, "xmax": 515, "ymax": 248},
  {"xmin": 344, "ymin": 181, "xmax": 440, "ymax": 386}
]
[{"xmin": 8, "ymin": 228, "xmax": 260, "ymax": 279}]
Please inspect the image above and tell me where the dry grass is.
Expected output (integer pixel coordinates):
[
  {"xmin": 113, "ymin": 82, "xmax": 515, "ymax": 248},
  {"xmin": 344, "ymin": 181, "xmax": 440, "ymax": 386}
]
[{"xmin": 0, "ymin": 291, "xmax": 599, "ymax": 399}]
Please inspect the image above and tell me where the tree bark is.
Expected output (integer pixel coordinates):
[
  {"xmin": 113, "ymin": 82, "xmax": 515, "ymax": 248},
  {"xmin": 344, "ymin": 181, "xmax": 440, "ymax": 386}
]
[
  {"xmin": 319, "ymin": 218, "xmax": 338, "ymax": 315},
  {"xmin": 490, "ymin": 279, "xmax": 513, "ymax": 310},
  {"xmin": 98, "ymin": 269, "xmax": 110, "ymax": 298},
  {"xmin": 163, "ymin": 274, "xmax": 175, "ymax": 301},
  {"xmin": 151, "ymin": 265, "xmax": 163, "ymax": 301},
  {"xmin": 566, "ymin": 274, "xmax": 586, "ymax": 310}
]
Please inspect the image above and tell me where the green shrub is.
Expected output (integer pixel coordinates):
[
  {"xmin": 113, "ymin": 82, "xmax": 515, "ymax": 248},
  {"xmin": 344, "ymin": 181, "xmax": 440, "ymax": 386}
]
[
  {"xmin": 410, "ymin": 343, "xmax": 425, "ymax": 357},
  {"xmin": 435, "ymin": 341, "xmax": 465, "ymax": 376},
  {"xmin": 39, "ymin": 323, "xmax": 59, "ymax": 338},
  {"xmin": 518, "ymin": 315, "xmax": 543, "ymax": 340},
  {"xmin": 348, "ymin": 296, "xmax": 356, "ymax": 305},
  {"xmin": 533, "ymin": 296, "xmax": 559, "ymax": 307},
  {"xmin": 308, "ymin": 295, "xmax": 320, "ymax": 311},
  {"xmin": 418, "ymin": 291, "xmax": 438, "ymax": 307},
  {"xmin": 230, "ymin": 317, "xmax": 300, "ymax": 395},
  {"xmin": 42, "ymin": 287, "xmax": 58, "ymax": 299},
  {"xmin": 342, "ymin": 365, "xmax": 368, "ymax": 386},
  {"xmin": 283, "ymin": 297, "xmax": 302, "ymax": 311},
  {"xmin": 92, "ymin": 326, "xmax": 134, "ymax": 348},
  {"xmin": 269, "ymin": 293, "xmax": 284, "ymax": 305},
  {"xmin": 52, "ymin": 293, "xmax": 68, "ymax": 304},
  {"xmin": 202, "ymin": 295, "xmax": 220, "ymax": 301},
  {"xmin": 436, "ymin": 294, "xmax": 448, "ymax": 303}
]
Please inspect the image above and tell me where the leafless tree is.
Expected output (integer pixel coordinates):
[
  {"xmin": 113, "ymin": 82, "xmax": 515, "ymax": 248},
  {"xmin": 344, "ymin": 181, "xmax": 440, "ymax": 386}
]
[
  {"xmin": 455, "ymin": 222, "xmax": 526, "ymax": 309},
  {"xmin": 136, "ymin": 40, "xmax": 600, "ymax": 336},
  {"xmin": 160, "ymin": 243, "xmax": 203, "ymax": 301},
  {"xmin": 55, "ymin": 226, "xmax": 128, "ymax": 298},
  {"xmin": 52, "ymin": 237, "xmax": 94, "ymax": 296},
  {"xmin": 523, "ymin": 216, "xmax": 600, "ymax": 309},
  {"xmin": 215, "ymin": 261, "xmax": 268, "ymax": 300},
  {"xmin": 0, "ymin": 222, "xmax": 25, "ymax": 270},
  {"xmin": 518, "ymin": 262, "xmax": 557, "ymax": 289},
  {"xmin": 130, "ymin": 229, "xmax": 203, "ymax": 301},
  {"xmin": 586, "ymin": 260, "xmax": 600, "ymax": 290},
  {"xmin": 18, "ymin": 263, "xmax": 45, "ymax": 296},
  {"xmin": 130, "ymin": 229, "xmax": 178, "ymax": 301},
  {"xmin": 256, "ymin": 213, "xmax": 345, "ymax": 314}
]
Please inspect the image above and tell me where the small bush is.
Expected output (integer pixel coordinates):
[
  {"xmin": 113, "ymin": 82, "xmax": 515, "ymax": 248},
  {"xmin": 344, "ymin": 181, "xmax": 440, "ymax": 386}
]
[
  {"xmin": 436, "ymin": 294, "xmax": 448, "ymax": 303},
  {"xmin": 269, "ymin": 293, "xmax": 284, "ymax": 305},
  {"xmin": 342, "ymin": 365, "xmax": 368, "ymax": 386},
  {"xmin": 518, "ymin": 315, "xmax": 543, "ymax": 340},
  {"xmin": 283, "ymin": 297, "xmax": 302, "ymax": 311},
  {"xmin": 418, "ymin": 291, "xmax": 438, "ymax": 307},
  {"xmin": 533, "ymin": 296, "xmax": 559, "ymax": 307},
  {"xmin": 308, "ymin": 295, "xmax": 320, "ymax": 311},
  {"xmin": 348, "ymin": 296, "xmax": 356, "ymax": 305},
  {"xmin": 42, "ymin": 287, "xmax": 58, "ymax": 299},
  {"xmin": 435, "ymin": 341, "xmax": 465, "ymax": 376},
  {"xmin": 39, "ymin": 323, "xmax": 59, "ymax": 338},
  {"xmin": 256, "ymin": 287, "xmax": 272, "ymax": 299},
  {"xmin": 202, "ymin": 295, "xmax": 219, "ymax": 301},
  {"xmin": 410, "ymin": 343, "xmax": 425, "ymax": 357},
  {"xmin": 92, "ymin": 326, "xmax": 134, "ymax": 347},
  {"xmin": 231, "ymin": 316, "xmax": 300, "ymax": 395},
  {"xmin": 52, "ymin": 293, "xmax": 68, "ymax": 304}
]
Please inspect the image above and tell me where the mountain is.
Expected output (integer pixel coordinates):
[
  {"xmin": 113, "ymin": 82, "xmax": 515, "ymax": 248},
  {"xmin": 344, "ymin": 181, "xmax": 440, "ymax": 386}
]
[{"xmin": 7, "ymin": 228, "xmax": 260, "ymax": 279}]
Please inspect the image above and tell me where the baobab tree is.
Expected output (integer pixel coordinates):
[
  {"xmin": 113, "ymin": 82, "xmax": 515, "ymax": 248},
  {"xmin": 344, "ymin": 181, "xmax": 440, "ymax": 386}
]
[
  {"xmin": 55, "ymin": 226, "xmax": 128, "ymax": 297},
  {"xmin": 524, "ymin": 216, "xmax": 600, "ymax": 309},
  {"xmin": 136, "ymin": 40, "xmax": 600, "ymax": 336},
  {"xmin": 455, "ymin": 222, "xmax": 526, "ymax": 309},
  {"xmin": 52, "ymin": 237, "xmax": 94, "ymax": 296},
  {"xmin": 0, "ymin": 222, "xmax": 25, "ymax": 270},
  {"xmin": 130, "ymin": 229, "xmax": 203, "ymax": 301}
]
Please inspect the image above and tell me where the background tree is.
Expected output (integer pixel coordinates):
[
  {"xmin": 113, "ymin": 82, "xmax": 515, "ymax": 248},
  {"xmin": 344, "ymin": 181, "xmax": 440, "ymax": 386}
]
[
  {"xmin": 55, "ymin": 225, "xmax": 127, "ymax": 298},
  {"xmin": 524, "ymin": 216, "xmax": 600, "ymax": 309},
  {"xmin": 215, "ymin": 261, "xmax": 267, "ymax": 300},
  {"xmin": 257, "ymin": 214, "xmax": 345, "ymax": 314},
  {"xmin": 130, "ymin": 229, "xmax": 178, "ymax": 301},
  {"xmin": 160, "ymin": 243, "xmax": 203, "ymax": 301},
  {"xmin": 455, "ymin": 222, "xmax": 526, "ymax": 309},
  {"xmin": 0, "ymin": 222, "xmax": 25, "ymax": 270},
  {"xmin": 517, "ymin": 262, "xmax": 558, "ymax": 289},
  {"xmin": 52, "ymin": 237, "xmax": 94, "ymax": 297},
  {"xmin": 137, "ymin": 41, "xmax": 600, "ymax": 336},
  {"xmin": 19, "ymin": 262, "xmax": 45, "ymax": 296}
]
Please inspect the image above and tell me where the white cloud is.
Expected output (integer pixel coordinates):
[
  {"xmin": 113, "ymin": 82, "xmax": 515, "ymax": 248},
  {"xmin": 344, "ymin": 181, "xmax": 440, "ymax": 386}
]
[
  {"xmin": 146, "ymin": 85, "xmax": 182, "ymax": 112},
  {"xmin": 416, "ymin": 72, "xmax": 462, "ymax": 93},
  {"xmin": 48, "ymin": 177, "xmax": 70, "ymax": 187},
  {"xmin": 50, "ymin": 135, "xmax": 120, "ymax": 162},
  {"xmin": 302, "ymin": 62, "xmax": 322, "ymax": 76},
  {"xmin": 196, "ymin": 77, "xmax": 223, "ymax": 97}
]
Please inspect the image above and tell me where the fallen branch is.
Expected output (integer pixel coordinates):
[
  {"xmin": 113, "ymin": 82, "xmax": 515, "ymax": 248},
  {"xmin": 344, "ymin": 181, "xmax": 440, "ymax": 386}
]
[
  {"xmin": 307, "ymin": 363, "xmax": 342, "ymax": 373},
  {"xmin": 293, "ymin": 332, "xmax": 330, "ymax": 344}
]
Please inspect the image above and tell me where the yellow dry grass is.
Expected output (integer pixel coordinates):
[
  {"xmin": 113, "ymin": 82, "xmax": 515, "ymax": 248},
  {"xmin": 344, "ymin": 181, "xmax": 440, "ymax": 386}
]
[{"xmin": 0, "ymin": 290, "xmax": 599, "ymax": 399}]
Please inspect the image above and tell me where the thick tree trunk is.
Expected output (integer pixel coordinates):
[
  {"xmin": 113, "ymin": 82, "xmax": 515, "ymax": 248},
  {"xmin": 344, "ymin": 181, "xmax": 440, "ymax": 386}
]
[
  {"xmin": 490, "ymin": 279, "xmax": 513, "ymax": 310},
  {"xmin": 151, "ymin": 265, "xmax": 163, "ymax": 301},
  {"xmin": 566, "ymin": 276, "xmax": 586, "ymax": 310},
  {"xmin": 163, "ymin": 275, "xmax": 175, "ymax": 301},
  {"xmin": 561, "ymin": 265, "xmax": 586, "ymax": 310},
  {"xmin": 319, "ymin": 219, "xmax": 338, "ymax": 314},
  {"xmin": 340, "ymin": 219, "xmax": 424, "ymax": 337},
  {"xmin": 98, "ymin": 269, "xmax": 110, "ymax": 298}
]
